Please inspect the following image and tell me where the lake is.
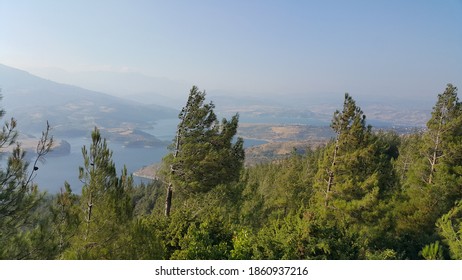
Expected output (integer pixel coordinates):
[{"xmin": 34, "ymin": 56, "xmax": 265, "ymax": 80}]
[
  {"xmin": 30, "ymin": 118, "xmax": 267, "ymax": 193},
  {"xmin": 27, "ymin": 118, "xmax": 177, "ymax": 193},
  {"xmin": 31, "ymin": 137, "xmax": 169, "ymax": 193}
]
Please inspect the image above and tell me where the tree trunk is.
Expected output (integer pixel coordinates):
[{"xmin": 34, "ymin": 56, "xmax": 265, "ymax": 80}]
[
  {"xmin": 325, "ymin": 137, "xmax": 339, "ymax": 207},
  {"xmin": 164, "ymin": 183, "xmax": 173, "ymax": 217},
  {"xmin": 164, "ymin": 121, "xmax": 182, "ymax": 217},
  {"xmin": 428, "ymin": 112, "xmax": 444, "ymax": 184},
  {"xmin": 85, "ymin": 190, "xmax": 93, "ymax": 241}
]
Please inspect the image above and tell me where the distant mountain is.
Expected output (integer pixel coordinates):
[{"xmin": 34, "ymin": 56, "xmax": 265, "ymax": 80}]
[
  {"xmin": 0, "ymin": 64, "xmax": 178, "ymax": 137},
  {"xmin": 1, "ymin": 64, "xmax": 431, "ymax": 130},
  {"xmin": 28, "ymin": 67, "xmax": 191, "ymax": 108}
]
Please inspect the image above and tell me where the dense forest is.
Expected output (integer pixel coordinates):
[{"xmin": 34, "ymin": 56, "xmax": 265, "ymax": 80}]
[{"xmin": 1, "ymin": 84, "xmax": 462, "ymax": 260}]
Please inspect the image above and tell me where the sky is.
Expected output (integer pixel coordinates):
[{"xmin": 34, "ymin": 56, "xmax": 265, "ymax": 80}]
[{"xmin": 1, "ymin": 0, "xmax": 462, "ymax": 100}]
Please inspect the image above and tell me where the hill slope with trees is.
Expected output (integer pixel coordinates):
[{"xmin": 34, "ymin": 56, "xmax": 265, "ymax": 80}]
[{"xmin": 1, "ymin": 84, "xmax": 462, "ymax": 260}]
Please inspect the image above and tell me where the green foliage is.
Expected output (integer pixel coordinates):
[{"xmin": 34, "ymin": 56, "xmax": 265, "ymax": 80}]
[
  {"xmin": 167, "ymin": 86, "xmax": 245, "ymax": 193},
  {"xmin": 0, "ymin": 94, "xmax": 53, "ymax": 259},
  {"xmin": 230, "ymin": 228, "xmax": 254, "ymax": 260},
  {"xmin": 231, "ymin": 212, "xmax": 362, "ymax": 260},
  {"xmin": 117, "ymin": 218, "xmax": 166, "ymax": 259},
  {"xmin": 365, "ymin": 249, "xmax": 400, "ymax": 260},
  {"xmin": 132, "ymin": 180, "xmax": 165, "ymax": 216},
  {"xmin": 161, "ymin": 86, "xmax": 245, "ymax": 217},
  {"xmin": 239, "ymin": 149, "xmax": 320, "ymax": 228},
  {"xmin": 65, "ymin": 127, "xmax": 134, "ymax": 259},
  {"xmin": 393, "ymin": 133, "xmax": 422, "ymax": 183},
  {"xmin": 395, "ymin": 84, "xmax": 462, "ymax": 258},
  {"xmin": 5, "ymin": 84, "xmax": 462, "ymax": 260},
  {"xmin": 49, "ymin": 182, "xmax": 80, "ymax": 258},
  {"xmin": 134, "ymin": 205, "xmax": 234, "ymax": 260},
  {"xmin": 420, "ymin": 241, "xmax": 444, "ymax": 260},
  {"xmin": 311, "ymin": 94, "xmax": 398, "ymax": 255},
  {"xmin": 171, "ymin": 215, "xmax": 233, "ymax": 260},
  {"xmin": 436, "ymin": 200, "xmax": 462, "ymax": 259}
]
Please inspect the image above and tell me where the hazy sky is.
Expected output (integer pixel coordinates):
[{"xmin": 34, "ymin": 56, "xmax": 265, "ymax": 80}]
[{"xmin": 1, "ymin": 0, "xmax": 461, "ymax": 99}]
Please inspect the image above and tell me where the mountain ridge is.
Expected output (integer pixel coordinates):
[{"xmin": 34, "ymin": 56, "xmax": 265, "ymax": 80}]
[{"xmin": 0, "ymin": 63, "xmax": 178, "ymax": 137}]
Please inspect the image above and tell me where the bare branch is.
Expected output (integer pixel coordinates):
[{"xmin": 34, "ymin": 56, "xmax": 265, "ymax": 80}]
[{"xmin": 25, "ymin": 121, "xmax": 54, "ymax": 186}]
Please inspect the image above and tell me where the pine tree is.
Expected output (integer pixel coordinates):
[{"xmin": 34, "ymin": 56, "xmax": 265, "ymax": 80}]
[
  {"xmin": 65, "ymin": 127, "xmax": 133, "ymax": 259},
  {"xmin": 163, "ymin": 86, "xmax": 244, "ymax": 216},
  {"xmin": 423, "ymin": 84, "xmax": 461, "ymax": 185},
  {"xmin": 315, "ymin": 93, "xmax": 379, "ymax": 211},
  {"xmin": 0, "ymin": 93, "xmax": 53, "ymax": 259},
  {"xmin": 49, "ymin": 182, "xmax": 80, "ymax": 258},
  {"xmin": 436, "ymin": 200, "xmax": 462, "ymax": 259},
  {"xmin": 321, "ymin": 93, "xmax": 371, "ymax": 208},
  {"xmin": 312, "ymin": 93, "xmax": 397, "ymax": 256},
  {"xmin": 396, "ymin": 84, "xmax": 462, "ymax": 257}
]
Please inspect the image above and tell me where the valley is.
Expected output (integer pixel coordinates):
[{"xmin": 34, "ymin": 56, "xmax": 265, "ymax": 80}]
[{"xmin": 0, "ymin": 63, "xmax": 427, "ymax": 192}]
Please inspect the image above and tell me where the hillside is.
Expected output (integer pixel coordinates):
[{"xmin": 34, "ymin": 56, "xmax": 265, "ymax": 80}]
[{"xmin": 0, "ymin": 64, "xmax": 177, "ymax": 142}]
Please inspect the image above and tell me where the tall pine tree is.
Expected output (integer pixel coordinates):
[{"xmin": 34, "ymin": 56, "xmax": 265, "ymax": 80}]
[
  {"xmin": 163, "ymin": 86, "xmax": 245, "ymax": 216},
  {"xmin": 65, "ymin": 127, "xmax": 133, "ymax": 259},
  {"xmin": 312, "ymin": 93, "xmax": 397, "ymax": 257},
  {"xmin": 0, "ymin": 93, "xmax": 53, "ymax": 259},
  {"xmin": 396, "ymin": 84, "xmax": 462, "ymax": 257}
]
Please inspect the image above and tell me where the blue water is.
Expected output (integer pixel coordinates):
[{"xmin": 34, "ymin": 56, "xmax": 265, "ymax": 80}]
[
  {"xmin": 31, "ymin": 118, "xmax": 269, "ymax": 193},
  {"xmin": 32, "ymin": 137, "xmax": 169, "ymax": 193},
  {"xmin": 31, "ymin": 119, "xmax": 179, "ymax": 193}
]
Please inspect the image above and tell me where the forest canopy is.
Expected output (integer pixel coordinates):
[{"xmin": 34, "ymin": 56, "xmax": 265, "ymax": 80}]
[{"xmin": 1, "ymin": 84, "xmax": 462, "ymax": 260}]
